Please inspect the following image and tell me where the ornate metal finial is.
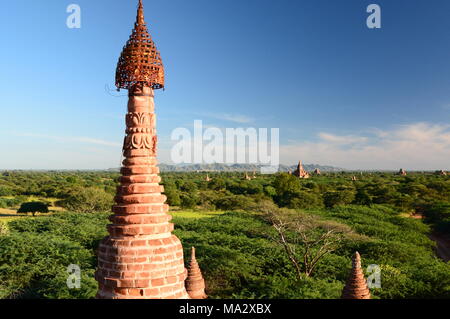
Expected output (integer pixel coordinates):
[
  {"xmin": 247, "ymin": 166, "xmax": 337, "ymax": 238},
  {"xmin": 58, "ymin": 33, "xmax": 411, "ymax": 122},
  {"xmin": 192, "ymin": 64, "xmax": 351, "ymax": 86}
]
[{"xmin": 115, "ymin": 0, "xmax": 165, "ymax": 91}]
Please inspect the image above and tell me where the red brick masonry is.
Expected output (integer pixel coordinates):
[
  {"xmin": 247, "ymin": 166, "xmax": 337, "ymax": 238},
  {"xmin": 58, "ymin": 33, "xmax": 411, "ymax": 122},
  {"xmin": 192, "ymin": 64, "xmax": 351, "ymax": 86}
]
[{"xmin": 95, "ymin": 86, "xmax": 189, "ymax": 299}]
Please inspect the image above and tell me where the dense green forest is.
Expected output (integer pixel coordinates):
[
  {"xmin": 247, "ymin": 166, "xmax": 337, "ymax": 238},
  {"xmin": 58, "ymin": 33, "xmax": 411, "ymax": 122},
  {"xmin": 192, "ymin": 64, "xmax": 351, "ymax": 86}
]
[{"xmin": 0, "ymin": 170, "xmax": 449, "ymax": 299}]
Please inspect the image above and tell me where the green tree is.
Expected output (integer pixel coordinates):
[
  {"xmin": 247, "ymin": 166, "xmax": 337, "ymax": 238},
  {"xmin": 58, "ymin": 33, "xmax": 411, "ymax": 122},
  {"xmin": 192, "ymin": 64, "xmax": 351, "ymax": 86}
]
[
  {"xmin": 17, "ymin": 202, "xmax": 49, "ymax": 217},
  {"xmin": 180, "ymin": 193, "xmax": 198, "ymax": 209},
  {"xmin": 323, "ymin": 190, "xmax": 355, "ymax": 208},
  {"xmin": 273, "ymin": 173, "xmax": 301, "ymax": 207},
  {"xmin": 289, "ymin": 191, "xmax": 323, "ymax": 209},
  {"xmin": 354, "ymin": 188, "xmax": 373, "ymax": 206},
  {"xmin": 0, "ymin": 185, "xmax": 13, "ymax": 196},
  {"xmin": 215, "ymin": 194, "xmax": 255, "ymax": 211},
  {"xmin": 264, "ymin": 186, "xmax": 277, "ymax": 198},
  {"xmin": 60, "ymin": 187, "xmax": 113, "ymax": 213},
  {"xmin": 209, "ymin": 177, "xmax": 226, "ymax": 191},
  {"xmin": 163, "ymin": 181, "xmax": 181, "ymax": 206}
]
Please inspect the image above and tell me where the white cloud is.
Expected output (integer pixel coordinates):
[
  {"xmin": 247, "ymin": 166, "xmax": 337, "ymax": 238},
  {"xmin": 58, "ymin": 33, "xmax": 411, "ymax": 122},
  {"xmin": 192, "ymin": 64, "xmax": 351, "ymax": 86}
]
[
  {"xmin": 280, "ymin": 122, "xmax": 450, "ymax": 170},
  {"xmin": 318, "ymin": 132, "xmax": 368, "ymax": 145}
]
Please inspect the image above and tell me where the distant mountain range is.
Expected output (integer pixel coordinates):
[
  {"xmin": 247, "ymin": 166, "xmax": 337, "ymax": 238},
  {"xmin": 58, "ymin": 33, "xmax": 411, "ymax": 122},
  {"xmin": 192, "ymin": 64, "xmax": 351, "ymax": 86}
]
[{"xmin": 152, "ymin": 163, "xmax": 344, "ymax": 172}]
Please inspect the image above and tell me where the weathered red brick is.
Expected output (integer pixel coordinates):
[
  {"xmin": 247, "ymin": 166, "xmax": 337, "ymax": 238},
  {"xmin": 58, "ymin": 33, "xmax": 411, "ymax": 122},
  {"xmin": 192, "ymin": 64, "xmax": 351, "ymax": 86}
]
[{"xmin": 151, "ymin": 278, "xmax": 165, "ymax": 287}]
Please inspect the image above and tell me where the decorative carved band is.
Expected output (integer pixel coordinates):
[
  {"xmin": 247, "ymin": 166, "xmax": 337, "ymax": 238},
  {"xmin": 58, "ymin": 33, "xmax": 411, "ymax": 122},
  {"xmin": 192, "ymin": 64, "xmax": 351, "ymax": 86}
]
[
  {"xmin": 123, "ymin": 111, "xmax": 157, "ymax": 153},
  {"xmin": 126, "ymin": 112, "xmax": 153, "ymax": 128},
  {"xmin": 123, "ymin": 133, "xmax": 157, "ymax": 152}
]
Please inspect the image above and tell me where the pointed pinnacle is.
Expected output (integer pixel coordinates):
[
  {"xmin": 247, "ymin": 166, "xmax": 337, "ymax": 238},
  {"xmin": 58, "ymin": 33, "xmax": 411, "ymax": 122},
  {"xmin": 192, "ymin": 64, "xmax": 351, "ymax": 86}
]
[
  {"xmin": 353, "ymin": 251, "xmax": 361, "ymax": 268},
  {"xmin": 137, "ymin": 0, "xmax": 145, "ymax": 25},
  {"xmin": 341, "ymin": 251, "xmax": 371, "ymax": 299}
]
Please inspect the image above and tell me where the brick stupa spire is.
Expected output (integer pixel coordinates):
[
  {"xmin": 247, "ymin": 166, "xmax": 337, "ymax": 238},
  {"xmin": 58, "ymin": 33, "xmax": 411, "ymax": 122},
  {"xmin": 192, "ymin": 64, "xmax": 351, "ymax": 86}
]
[
  {"xmin": 185, "ymin": 247, "xmax": 207, "ymax": 299},
  {"xmin": 95, "ymin": 0, "xmax": 189, "ymax": 299},
  {"xmin": 341, "ymin": 252, "xmax": 371, "ymax": 299}
]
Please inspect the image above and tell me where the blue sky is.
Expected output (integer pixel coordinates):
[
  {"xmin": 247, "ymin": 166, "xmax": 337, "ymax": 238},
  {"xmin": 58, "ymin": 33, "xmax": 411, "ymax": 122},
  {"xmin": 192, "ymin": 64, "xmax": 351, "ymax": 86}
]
[{"xmin": 0, "ymin": 0, "xmax": 449, "ymax": 170}]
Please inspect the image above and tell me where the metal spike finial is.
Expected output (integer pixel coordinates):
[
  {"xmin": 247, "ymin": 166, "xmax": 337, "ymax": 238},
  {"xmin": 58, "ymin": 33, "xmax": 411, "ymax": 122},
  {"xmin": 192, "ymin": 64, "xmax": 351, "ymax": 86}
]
[{"xmin": 137, "ymin": 0, "xmax": 145, "ymax": 25}]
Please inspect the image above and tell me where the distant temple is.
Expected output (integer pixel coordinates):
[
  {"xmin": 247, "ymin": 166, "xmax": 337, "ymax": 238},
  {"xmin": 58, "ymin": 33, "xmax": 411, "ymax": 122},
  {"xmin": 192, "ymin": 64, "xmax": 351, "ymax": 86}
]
[
  {"xmin": 313, "ymin": 168, "xmax": 321, "ymax": 175},
  {"xmin": 244, "ymin": 172, "xmax": 252, "ymax": 180},
  {"xmin": 351, "ymin": 176, "xmax": 357, "ymax": 181},
  {"xmin": 205, "ymin": 174, "xmax": 211, "ymax": 182},
  {"xmin": 341, "ymin": 252, "xmax": 371, "ymax": 299},
  {"xmin": 436, "ymin": 170, "xmax": 447, "ymax": 176},
  {"xmin": 292, "ymin": 161, "xmax": 310, "ymax": 179},
  {"xmin": 398, "ymin": 168, "xmax": 407, "ymax": 176}
]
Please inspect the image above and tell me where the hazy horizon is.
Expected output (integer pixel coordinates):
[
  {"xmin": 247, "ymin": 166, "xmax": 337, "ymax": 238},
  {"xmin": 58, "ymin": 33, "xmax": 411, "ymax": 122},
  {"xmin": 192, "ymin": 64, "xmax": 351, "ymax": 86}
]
[{"xmin": 0, "ymin": 162, "xmax": 447, "ymax": 172}]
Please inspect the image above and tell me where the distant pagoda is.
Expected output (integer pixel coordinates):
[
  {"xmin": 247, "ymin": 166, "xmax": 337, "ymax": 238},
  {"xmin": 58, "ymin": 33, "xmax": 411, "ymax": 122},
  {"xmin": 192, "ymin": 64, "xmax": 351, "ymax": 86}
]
[
  {"xmin": 398, "ymin": 168, "xmax": 407, "ymax": 176},
  {"xmin": 95, "ymin": 0, "xmax": 190, "ymax": 299},
  {"xmin": 292, "ymin": 161, "xmax": 310, "ymax": 179},
  {"xmin": 341, "ymin": 252, "xmax": 371, "ymax": 299},
  {"xmin": 313, "ymin": 168, "xmax": 321, "ymax": 175}
]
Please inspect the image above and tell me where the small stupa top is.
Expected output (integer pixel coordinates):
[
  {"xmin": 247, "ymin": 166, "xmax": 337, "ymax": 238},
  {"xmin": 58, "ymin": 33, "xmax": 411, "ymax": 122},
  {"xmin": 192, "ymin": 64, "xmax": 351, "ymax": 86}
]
[
  {"xmin": 116, "ymin": 0, "xmax": 165, "ymax": 91},
  {"xmin": 341, "ymin": 252, "xmax": 371, "ymax": 299}
]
